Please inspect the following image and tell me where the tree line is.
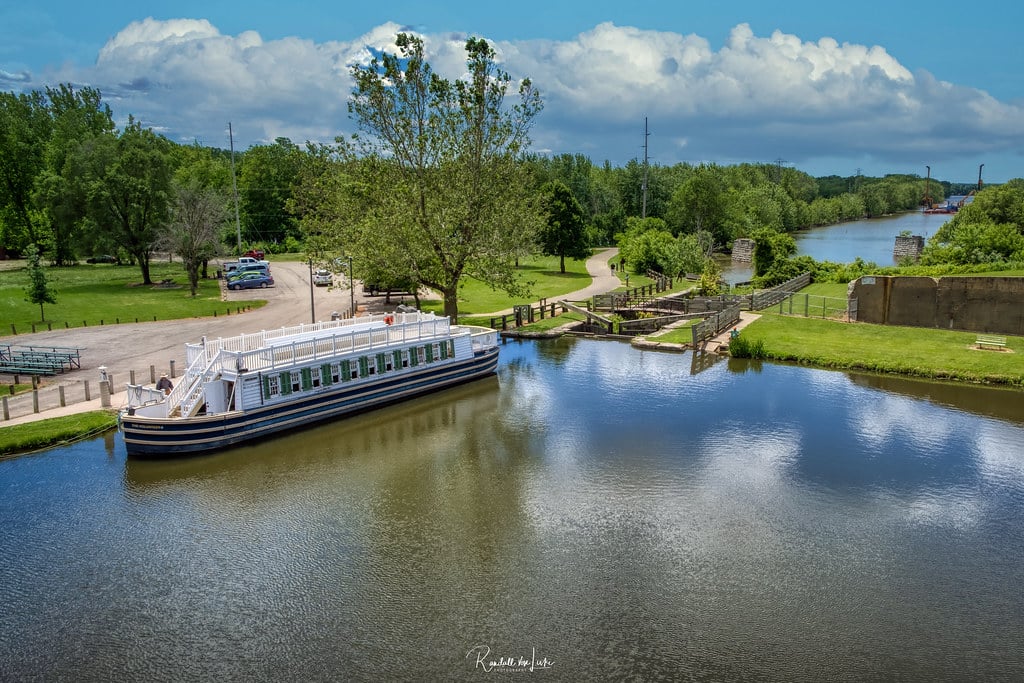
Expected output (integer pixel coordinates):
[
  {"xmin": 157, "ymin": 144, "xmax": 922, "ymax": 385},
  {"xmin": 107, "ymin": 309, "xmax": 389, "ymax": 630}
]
[{"xmin": 3, "ymin": 36, "xmax": 1017, "ymax": 314}]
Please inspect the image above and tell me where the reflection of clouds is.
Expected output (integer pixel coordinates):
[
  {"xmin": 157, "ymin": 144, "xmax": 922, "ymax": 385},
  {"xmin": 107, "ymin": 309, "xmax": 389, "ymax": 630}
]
[
  {"xmin": 897, "ymin": 489, "xmax": 986, "ymax": 531},
  {"xmin": 974, "ymin": 423, "xmax": 1024, "ymax": 488},
  {"xmin": 701, "ymin": 425, "xmax": 801, "ymax": 486},
  {"xmin": 848, "ymin": 391, "xmax": 953, "ymax": 454}
]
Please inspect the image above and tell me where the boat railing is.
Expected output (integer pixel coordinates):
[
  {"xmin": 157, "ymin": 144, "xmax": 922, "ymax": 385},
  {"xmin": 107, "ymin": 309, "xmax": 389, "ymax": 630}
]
[
  {"xmin": 227, "ymin": 315, "xmax": 455, "ymax": 374},
  {"xmin": 196, "ymin": 313, "xmax": 447, "ymax": 359},
  {"xmin": 125, "ymin": 384, "xmax": 166, "ymax": 408},
  {"xmin": 157, "ymin": 346, "xmax": 212, "ymax": 416},
  {"xmin": 179, "ymin": 349, "xmax": 226, "ymax": 417}
]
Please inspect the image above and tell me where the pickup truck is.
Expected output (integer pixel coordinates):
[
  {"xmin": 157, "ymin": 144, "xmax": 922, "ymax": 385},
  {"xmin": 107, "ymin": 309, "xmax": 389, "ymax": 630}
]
[{"xmin": 223, "ymin": 256, "xmax": 270, "ymax": 274}]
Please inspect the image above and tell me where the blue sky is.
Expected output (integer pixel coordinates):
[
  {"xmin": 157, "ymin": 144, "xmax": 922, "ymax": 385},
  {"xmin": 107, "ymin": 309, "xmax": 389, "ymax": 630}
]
[{"xmin": 3, "ymin": 1, "xmax": 1023, "ymax": 183}]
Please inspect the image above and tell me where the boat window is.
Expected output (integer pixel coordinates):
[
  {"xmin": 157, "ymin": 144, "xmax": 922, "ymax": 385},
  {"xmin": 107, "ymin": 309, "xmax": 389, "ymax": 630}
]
[
  {"xmin": 291, "ymin": 371, "xmax": 301, "ymax": 393},
  {"xmin": 331, "ymin": 363, "xmax": 341, "ymax": 383},
  {"xmin": 263, "ymin": 374, "xmax": 281, "ymax": 398},
  {"xmin": 416, "ymin": 347, "xmax": 426, "ymax": 365}
]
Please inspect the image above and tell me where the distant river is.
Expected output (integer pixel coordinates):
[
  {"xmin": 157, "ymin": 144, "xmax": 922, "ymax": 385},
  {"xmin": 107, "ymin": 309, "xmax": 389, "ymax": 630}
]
[
  {"xmin": 722, "ymin": 211, "xmax": 953, "ymax": 283},
  {"xmin": 2, "ymin": 338, "xmax": 1023, "ymax": 681}
]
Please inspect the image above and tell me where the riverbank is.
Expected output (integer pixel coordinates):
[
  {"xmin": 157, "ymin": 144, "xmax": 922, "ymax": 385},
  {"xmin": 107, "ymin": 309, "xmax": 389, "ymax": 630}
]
[{"xmin": 739, "ymin": 313, "xmax": 1024, "ymax": 387}]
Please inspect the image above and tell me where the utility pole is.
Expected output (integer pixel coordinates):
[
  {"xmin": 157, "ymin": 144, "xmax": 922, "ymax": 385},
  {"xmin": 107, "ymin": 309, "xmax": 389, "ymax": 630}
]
[
  {"xmin": 978, "ymin": 163, "xmax": 984, "ymax": 191},
  {"xmin": 641, "ymin": 117, "xmax": 650, "ymax": 219},
  {"xmin": 229, "ymin": 123, "xmax": 242, "ymax": 256},
  {"xmin": 923, "ymin": 165, "xmax": 932, "ymax": 207}
]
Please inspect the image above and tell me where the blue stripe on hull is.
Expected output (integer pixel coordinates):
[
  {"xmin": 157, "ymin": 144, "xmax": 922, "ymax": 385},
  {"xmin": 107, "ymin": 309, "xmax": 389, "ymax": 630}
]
[{"xmin": 121, "ymin": 347, "xmax": 498, "ymax": 457}]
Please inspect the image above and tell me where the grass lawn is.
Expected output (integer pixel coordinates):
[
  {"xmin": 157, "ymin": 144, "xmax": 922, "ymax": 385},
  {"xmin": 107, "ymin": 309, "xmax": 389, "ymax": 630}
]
[
  {"xmin": 0, "ymin": 411, "xmax": 118, "ymax": 456},
  {"xmin": 0, "ymin": 262, "xmax": 261, "ymax": 333},
  {"xmin": 741, "ymin": 313, "xmax": 1024, "ymax": 386},
  {"xmin": 419, "ymin": 254, "xmax": 594, "ymax": 316},
  {"xmin": 640, "ymin": 319, "xmax": 699, "ymax": 345}
]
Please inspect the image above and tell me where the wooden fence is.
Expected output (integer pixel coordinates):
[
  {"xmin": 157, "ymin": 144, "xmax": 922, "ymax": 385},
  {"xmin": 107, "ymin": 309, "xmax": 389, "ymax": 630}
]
[
  {"xmin": 489, "ymin": 301, "xmax": 570, "ymax": 331},
  {"xmin": 691, "ymin": 304, "xmax": 742, "ymax": 347}
]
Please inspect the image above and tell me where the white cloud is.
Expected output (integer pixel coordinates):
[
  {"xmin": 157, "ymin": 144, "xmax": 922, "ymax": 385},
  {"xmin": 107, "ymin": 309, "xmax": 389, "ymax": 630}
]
[{"xmin": 21, "ymin": 19, "xmax": 1024, "ymax": 174}]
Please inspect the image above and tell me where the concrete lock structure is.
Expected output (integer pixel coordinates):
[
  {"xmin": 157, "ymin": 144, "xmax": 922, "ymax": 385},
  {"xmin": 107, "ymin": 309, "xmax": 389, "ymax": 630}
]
[{"xmin": 849, "ymin": 276, "xmax": 1024, "ymax": 335}]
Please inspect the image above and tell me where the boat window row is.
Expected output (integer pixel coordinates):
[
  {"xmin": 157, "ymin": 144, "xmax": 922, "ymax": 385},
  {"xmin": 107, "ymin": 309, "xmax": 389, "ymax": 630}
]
[{"xmin": 261, "ymin": 340, "xmax": 456, "ymax": 399}]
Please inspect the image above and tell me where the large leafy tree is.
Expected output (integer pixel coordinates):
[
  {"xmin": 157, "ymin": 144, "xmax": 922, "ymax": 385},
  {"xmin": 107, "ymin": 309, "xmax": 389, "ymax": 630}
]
[
  {"xmin": 86, "ymin": 118, "xmax": 173, "ymax": 284},
  {"xmin": 33, "ymin": 85, "xmax": 115, "ymax": 265},
  {"xmin": 539, "ymin": 180, "xmax": 589, "ymax": 273},
  {"xmin": 238, "ymin": 138, "xmax": 305, "ymax": 246},
  {"xmin": 922, "ymin": 180, "xmax": 1024, "ymax": 264},
  {"xmin": 340, "ymin": 33, "xmax": 544, "ymax": 318},
  {"xmin": 0, "ymin": 90, "xmax": 50, "ymax": 254},
  {"xmin": 160, "ymin": 181, "xmax": 227, "ymax": 296}
]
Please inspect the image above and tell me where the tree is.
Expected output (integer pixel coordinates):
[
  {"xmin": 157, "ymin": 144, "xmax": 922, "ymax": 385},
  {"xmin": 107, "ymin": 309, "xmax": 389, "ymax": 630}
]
[
  {"xmin": 539, "ymin": 180, "xmax": 589, "ymax": 273},
  {"xmin": 160, "ymin": 181, "xmax": 227, "ymax": 296},
  {"xmin": 340, "ymin": 34, "xmax": 544, "ymax": 319},
  {"xmin": 238, "ymin": 138, "xmax": 304, "ymax": 246},
  {"xmin": 0, "ymin": 90, "xmax": 50, "ymax": 254},
  {"xmin": 24, "ymin": 243, "xmax": 56, "ymax": 321},
  {"xmin": 751, "ymin": 228, "xmax": 797, "ymax": 278},
  {"xmin": 33, "ymin": 85, "xmax": 115, "ymax": 265},
  {"xmin": 86, "ymin": 118, "xmax": 173, "ymax": 284}
]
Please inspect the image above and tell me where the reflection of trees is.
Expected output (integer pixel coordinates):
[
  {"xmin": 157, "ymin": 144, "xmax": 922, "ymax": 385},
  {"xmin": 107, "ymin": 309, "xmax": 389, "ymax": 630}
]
[
  {"xmin": 849, "ymin": 372, "xmax": 1024, "ymax": 425},
  {"xmin": 726, "ymin": 357, "xmax": 764, "ymax": 374},
  {"xmin": 530, "ymin": 336, "xmax": 577, "ymax": 366},
  {"xmin": 122, "ymin": 377, "xmax": 502, "ymax": 496}
]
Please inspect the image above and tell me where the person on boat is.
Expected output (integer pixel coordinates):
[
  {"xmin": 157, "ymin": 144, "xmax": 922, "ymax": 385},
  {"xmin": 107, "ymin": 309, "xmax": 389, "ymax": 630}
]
[{"xmin": 156, "ymin": 374, "xmax": 174, "ymax": 394}]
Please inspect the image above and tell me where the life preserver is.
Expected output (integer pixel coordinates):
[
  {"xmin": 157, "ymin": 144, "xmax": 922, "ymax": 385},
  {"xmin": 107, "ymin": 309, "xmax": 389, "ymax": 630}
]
[{"xmin": 384, "ymin": 315, "xmax": 394, "ymax": 325}]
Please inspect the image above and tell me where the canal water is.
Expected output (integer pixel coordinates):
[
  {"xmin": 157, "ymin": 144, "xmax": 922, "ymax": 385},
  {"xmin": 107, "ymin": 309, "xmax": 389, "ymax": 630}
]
[
  {"xmin": 2, "ymin": 338, "xmax": 1023, "ymax": 681},
  {"xmin": 722, "ymin": 211, "xmax": 953, "ymax": 284}
]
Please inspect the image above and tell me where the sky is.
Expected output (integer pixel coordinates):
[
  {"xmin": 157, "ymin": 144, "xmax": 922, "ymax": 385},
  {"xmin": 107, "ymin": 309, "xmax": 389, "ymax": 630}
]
[{"xmin": 2, "ymin": 1, "xmax": 1023, "ymax": 184}]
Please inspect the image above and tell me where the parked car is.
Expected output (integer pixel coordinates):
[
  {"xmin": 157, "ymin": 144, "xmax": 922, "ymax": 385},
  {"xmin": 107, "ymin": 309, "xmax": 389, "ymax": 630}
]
[
  {"xmin": 313, "ymin": 269, "xmax": 332, "ymax": 286},
  {"xmin": 243, "ymin": 248, "xmax": 265, "ymax": 260},
  {"xmin": 227, "ymin": 264, "xmax": 270, "ymax": 280},
  {"xmin": 227, "ymin": 273, "xmax": 274, "ymax": 290},
  {"xmin": 86, "ymin": 254, "xmax": 118, "ymax": 264}
]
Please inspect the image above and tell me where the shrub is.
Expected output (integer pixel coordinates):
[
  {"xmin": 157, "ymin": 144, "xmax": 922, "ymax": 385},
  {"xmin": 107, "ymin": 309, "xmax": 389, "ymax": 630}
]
[{"xmin": 729, "ymin": 332, "xmax": 766, "ymax": 359}]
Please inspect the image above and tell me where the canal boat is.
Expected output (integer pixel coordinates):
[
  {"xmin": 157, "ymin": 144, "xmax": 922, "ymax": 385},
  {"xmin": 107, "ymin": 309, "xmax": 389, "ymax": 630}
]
[{"xmin": 119, "ymin": 310, "xmax": 500, "ymax": 456}]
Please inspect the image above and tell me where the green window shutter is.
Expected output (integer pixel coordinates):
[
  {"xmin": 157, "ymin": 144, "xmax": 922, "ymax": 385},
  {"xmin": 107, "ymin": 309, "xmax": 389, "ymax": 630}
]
[
  {"xmin": 301, "ymin": 367, "xmax": 312, "ymax": 391},
  {"xmin": 409, "ymin": 348, "xmax": 418, "ymax": 367},
  {"xmin": 439, "ymin": 342, "xmax": 448, "ymax": 360},
  {"xmin": 262, "ymin": 375, "xmax": 271, "ymax": 398},
  {"xmin": 376, "ymin": 353, "xmax": 387, "ymax": 371},
  {"xmin": 341, "ymin": 359, "xmax": 351, "ymax": 381},
  {"xmin": 393, "ymin": 350, "xmax": 403, "ymax": 369},
  {"xmin": 358, "ymin": 356, "xmax": 369, "ymax": 377},
  {"xmin": 448, "ymin": 340, "xmax": 456, "ymax": 358},
  {"xmin": 320, "ymin": 364, "xmax": 332, "ymax": 385},
  {"xmin": 280, "ymin": 372, "xmax": 292, "ymax": 395},
  {"xmin": 425, "ymin": 344, "xmax": 434, "ymax": 363}
]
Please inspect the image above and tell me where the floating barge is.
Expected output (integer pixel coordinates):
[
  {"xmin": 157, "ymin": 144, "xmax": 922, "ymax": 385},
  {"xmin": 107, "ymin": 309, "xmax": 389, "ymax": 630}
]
[{"xmin": 119, "ymin": 310, "xmax": 500, "ymax": 456}]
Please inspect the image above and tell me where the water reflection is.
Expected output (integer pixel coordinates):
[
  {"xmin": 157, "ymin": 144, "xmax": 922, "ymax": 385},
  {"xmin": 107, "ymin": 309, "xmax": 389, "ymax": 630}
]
[{"xmin": 3, "ymin": 339, "xmax": 1024, "ymax": 681}]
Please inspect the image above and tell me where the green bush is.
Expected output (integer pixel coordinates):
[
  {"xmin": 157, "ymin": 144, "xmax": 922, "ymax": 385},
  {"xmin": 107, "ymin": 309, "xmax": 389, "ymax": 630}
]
[{"xmin": 729, "ymin": 332, "xmax": 766, "ymax": 359}]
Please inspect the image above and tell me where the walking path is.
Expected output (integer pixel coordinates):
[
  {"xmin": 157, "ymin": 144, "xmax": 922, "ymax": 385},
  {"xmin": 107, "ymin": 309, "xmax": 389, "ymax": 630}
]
[{"xmin": 481, "ymin": 248, "xmax": 621, "ymax": 317}]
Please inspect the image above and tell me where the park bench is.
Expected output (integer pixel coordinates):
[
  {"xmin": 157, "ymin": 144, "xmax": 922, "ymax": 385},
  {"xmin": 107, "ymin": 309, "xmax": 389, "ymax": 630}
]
[{"xmin": 976, "ymin": 335, "xmax": 1007, "ymax": 349}]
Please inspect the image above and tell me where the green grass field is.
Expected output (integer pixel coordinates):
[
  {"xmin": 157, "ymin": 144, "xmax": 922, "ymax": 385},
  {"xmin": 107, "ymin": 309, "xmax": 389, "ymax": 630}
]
[
  {"xmin": 418, "ymin": 254, "xmax": 595, "ymax": 316},
  {"xmin": 741, "ymin": 313, "xmax": 1024, "ymax": 386},
  {"xmin": 0, "ymin": 262, "xmax": 259, "ymax": 333}
]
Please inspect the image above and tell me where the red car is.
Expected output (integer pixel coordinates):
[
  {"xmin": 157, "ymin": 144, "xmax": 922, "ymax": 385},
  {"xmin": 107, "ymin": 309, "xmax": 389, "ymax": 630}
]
[{"xmin": 243, "ymin": 249, "xmax": 265, "ymax": 260}]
